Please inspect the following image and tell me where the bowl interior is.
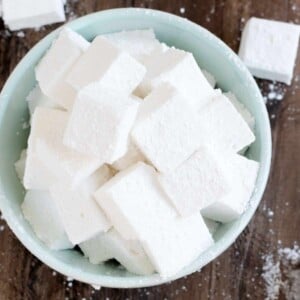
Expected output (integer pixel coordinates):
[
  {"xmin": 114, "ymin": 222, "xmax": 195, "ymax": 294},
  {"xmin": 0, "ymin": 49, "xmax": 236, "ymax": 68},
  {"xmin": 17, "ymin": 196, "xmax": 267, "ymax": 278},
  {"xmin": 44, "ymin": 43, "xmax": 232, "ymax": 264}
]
[{"xmin": 0, "ymin": 8, "xmax": 271, "ymax": 288}]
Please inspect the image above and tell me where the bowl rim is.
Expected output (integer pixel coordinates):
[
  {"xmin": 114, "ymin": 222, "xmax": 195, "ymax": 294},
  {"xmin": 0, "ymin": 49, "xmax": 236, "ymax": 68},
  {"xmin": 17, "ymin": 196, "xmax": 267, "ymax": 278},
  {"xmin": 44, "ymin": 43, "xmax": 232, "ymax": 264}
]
[{"xmin": 0, "ymin": 7, "xmax": 272, "ymax": 288}]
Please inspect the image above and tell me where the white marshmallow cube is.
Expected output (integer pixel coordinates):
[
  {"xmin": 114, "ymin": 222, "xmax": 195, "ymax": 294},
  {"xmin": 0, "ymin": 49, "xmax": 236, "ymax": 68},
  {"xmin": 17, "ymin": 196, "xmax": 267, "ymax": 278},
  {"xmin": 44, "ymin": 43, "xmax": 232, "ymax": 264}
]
[
  {"xmin": 80, "ymin": 229, "xmax": 155, "ymax": 275},
  {"xmin": 25, "ymin": 107, "xmax": 103, "ymax": 187},
  {"xmin": 95, "ymin": 162, "xmax": 177, "ymax": 240},
  {"xmin": 36, "ymin": 28, "xmax": 90, "ymax": 110},
  {"xmin": 104, "ymin": 29, "xmax": 161, "ymax": 61},
  {"xmin": 131, "ymin": 83, "xmax": 205, "ymax": 173},
  {"xmin": 137, "ymin": 47, "xmax": 214, "ymax": 108},
  {"xmin": 67, "ymin": 36, "xmax": 146, "ymax": 93},
  {"xmin": 198, "ymin": 93, "xmax": 255, "ymax": 153},
  {"xmin": 22, "ymin": 190, "xmax": 72, "ymax": 250},
  {"xmin": 49, "ymin": 165, "xmax": 112, "ymax": 244},
  {"xmin": 64, "ymin": 84, "xmax": 140, "ymax": 161},
  {"xmin": 15, "ymin": 149, "xmax": 27, "ymax": 183},
  {"xmin": 203, "ymin": 218, "xmax": 220, "ymax": 236},
  {"xmin": 142, "ymin": 213, "xmax": 213, "ymax": 277},
  {"xmin": 224, "ymin": 92, "xmax": 255, "ymax": 131},
  {"xmin": 2, "ymin": 0, "xmax": 65, "ymax": 31},
  {"xmin": 26, "ymin": 85, "xmax": 60, "ymax": 116},
  {"xmin": 95, "ymin": 162, "xmax": 213, "ymax": 277},
  {"xmin": 158, "ymin": 147, "xmax": 231, "ymax": 216},
  {"xmin": 238, "ymin": 17, "xmax": 300, "ymax": 85},
  {"xmin": 201, "ymin": 154, "xmax": 259, "ymax": 222}
]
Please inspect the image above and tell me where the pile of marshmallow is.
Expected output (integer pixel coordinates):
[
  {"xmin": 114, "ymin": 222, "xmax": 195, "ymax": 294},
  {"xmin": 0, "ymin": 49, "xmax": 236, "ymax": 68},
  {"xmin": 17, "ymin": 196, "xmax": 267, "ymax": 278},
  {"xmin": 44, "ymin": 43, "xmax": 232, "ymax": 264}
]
[{"xmin": 15, "ymin": 28, "xmax": 259, "ymax": 277}]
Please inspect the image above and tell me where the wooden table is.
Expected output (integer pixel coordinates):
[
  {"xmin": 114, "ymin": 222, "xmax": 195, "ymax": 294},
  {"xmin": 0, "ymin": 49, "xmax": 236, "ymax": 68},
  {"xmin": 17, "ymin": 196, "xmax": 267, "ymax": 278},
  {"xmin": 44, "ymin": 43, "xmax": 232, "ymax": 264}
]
[{"xmin": 0, "ymin": 1, "xmax": 299, "ymax": 299}]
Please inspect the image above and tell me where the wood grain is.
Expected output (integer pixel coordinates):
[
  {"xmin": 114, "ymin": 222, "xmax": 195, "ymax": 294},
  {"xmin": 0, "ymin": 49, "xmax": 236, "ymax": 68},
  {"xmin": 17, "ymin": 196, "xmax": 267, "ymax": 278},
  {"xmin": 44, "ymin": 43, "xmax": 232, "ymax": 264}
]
[{"xmin": 0, "ymin": 0, "xmax": 300, "ymax": 299}]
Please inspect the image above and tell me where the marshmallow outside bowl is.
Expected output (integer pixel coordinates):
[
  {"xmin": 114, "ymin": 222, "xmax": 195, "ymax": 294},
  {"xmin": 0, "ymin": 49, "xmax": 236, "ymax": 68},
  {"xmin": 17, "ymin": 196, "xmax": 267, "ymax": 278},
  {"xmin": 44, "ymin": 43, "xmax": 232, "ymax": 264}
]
[{"xmin": 0, "ymin": 8, "xmax": 271, "ymax": 288}]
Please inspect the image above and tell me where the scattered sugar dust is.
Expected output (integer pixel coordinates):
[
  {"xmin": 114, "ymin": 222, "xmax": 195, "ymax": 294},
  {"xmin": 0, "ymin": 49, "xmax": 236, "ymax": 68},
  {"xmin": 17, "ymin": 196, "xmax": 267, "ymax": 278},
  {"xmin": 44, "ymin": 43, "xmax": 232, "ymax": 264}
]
[{"xmin": 262, "ymin": 244, "xmax": 300, "ymax": 300}]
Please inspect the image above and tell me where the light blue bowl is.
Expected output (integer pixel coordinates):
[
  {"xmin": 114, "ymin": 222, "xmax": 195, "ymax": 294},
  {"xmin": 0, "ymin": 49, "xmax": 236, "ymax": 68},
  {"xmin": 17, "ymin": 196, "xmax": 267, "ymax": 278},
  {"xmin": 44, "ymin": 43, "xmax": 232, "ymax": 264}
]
[{"xmin": 0, "ymin": 8, "xmax": 271, "ymax": 288}]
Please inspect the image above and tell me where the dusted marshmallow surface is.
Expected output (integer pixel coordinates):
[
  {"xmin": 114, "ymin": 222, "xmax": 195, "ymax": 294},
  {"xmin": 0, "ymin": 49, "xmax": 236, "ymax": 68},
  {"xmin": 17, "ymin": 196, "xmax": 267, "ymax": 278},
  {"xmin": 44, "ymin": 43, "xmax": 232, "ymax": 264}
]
[
  {"xmin": 64, "ymin": 84, "xmax": 140, "ymax": 161},
  {"xmin": 14, "ymin": 149, "xmax": 27, "ymax": 183},
  {"xmin": 95, "ymin": 162, "xmax": 213, "ymax": 277},
  {"xmin": 202, "ymin": 69, "xmax": 217, "ymax": 88},
  {"xmin": 201, "ymin": 154, "xmax": 259, "ymax": 222},
  {"xmin": 142, "ymin": 213, "xmax": 213, "ymax": 277},
  {"xmin": 36, "ymin": 28, "xmax": 90, "ymax": 109},
  {"xmin": 22, "ymin": 190, "xmax": 72, "ymax": 250},
  {"xmin": 137, "ymin": 47, "xmax": 214, "ymax": 108},
  {"xmin": 49, "ymin": 165, "xmax": 112, "ymax": 244},
  {"xmin": 95, "ymin": 162, "xmax": 176, "ymax": 240},
  {"xmin": 67, "ymin": 36, "xmax": 146, "ymax": 93},
  {"xmin": 26, "ymin": 85, "xmax": 60, "ymax": 116},
  {"xmin": 2, "ymin": 0, "xmax": 65, "ymax": 31},
  {"xmin": 224, "ymin": 92, "xmax": 255, "ymax": 132},
  {"xmin": 26, "ymin": 107, "xmax": 103, "ymax": 187},
  {"xmin": 203, "ymin": 218, "xmax": 220, "ymax": 236},
  {"xmin": 104, "ymin": 29, "xmax": 161, "ymax": 61},
  {"xmin": 158, "ymin": 147, "xmax": 231, "ymax": 216},
  {"xmin": 197, "ymin": 93, "xmax": 255, "ymax": 152},
  {"xmin": 131, "ymin": 83, "xmax": 205, "ymax": 173},
  {"xmin": 238, "ymin": 17, "xmax": 300, "ymax": 84},
  {"xmin": 80, "ymin": 229, "xmax": 155, "ymax": 275}
]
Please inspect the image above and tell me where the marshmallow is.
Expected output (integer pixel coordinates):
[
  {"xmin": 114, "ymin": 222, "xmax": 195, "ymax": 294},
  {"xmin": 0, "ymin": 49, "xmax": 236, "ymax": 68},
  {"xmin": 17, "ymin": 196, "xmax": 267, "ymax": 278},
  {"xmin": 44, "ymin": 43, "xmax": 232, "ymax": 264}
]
[
  {"xmin": 22, "ymin": 190, "xmax": 72, "ymax": 250},
  {"xmin": 49, "ymin": 165, "xmax": 112, "ymax": 244},
  {"xmin": 36, "ymin": 28, "xmax": 90, "ymax": 109},
  {"xmin": 198, "ymin": 93, "xmax": 255, "ymax": 152},
  {"xmin": 26, "ymin": 85, "xmax": 60, "ymax": 116},
  {"xmin": 64, "ymin": 84, "xmax": 140, "ymax": 161},
  {"xmin": 95, "ymin": 162, "xmax": 213, "ymax": 277},
  {"xmin": 2, "ymin": 0, "xmax": 65, "ymax": 31},
  {"xmin": 224, "ymin": 92, "xmax": 255, "ymax": 131},
  {"xmin": 131, "ymin": 83, "xmax": 205, "ymax": 173},
  {"xmin": 104, "ymin": 29, "xmax": 161, "ymax": 61},
  {"xmin": 80, "ymin": 229, "xmax": 155, "ymax": 275},
  {"xmin": 142, "ymin": 213, "xmax": 213, "ymax": 277},
  {"xmin": 202, "ymin": 69, "xmax": 216, "ymax": 88},
  {"xmin": 112, "ymin": 142, "xmax": 146, "ymax": 171},
  {"xmin": 15, "ymin": 149, "xmax": 27, "ymax": 183},
  {"xmin": 158, "ymin": 147, "xmax": 231, "ymax": 216},
  {"xmin": 67, "ymin": 36, "xmax": 146, "ymax": 94},
  {"xmin": 239, "ymin": 17, "xmax": 300, "ymax": 85},
  {"xmin": 201, "ymin": 154, "xmax": 259, "ymax": 222},
  {"xmin": 137, "ymin": 47, "xmax": 214, "ymax": 108},
  {"xmin": 95, "ymin": 162, "xmax": 177, "ymax": 240},
  {"xmin": 25, "ymin": 107, "xmax": 103, "ymax": 188}
]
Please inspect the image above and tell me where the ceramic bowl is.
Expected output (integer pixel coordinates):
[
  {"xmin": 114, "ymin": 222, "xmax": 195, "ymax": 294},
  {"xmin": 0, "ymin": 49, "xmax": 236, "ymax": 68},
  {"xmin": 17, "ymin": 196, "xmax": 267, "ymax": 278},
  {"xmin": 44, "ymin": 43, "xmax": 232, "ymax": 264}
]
[{"xmin": 0, "ymin": 8, "xmax": 271, "ymax": 288}]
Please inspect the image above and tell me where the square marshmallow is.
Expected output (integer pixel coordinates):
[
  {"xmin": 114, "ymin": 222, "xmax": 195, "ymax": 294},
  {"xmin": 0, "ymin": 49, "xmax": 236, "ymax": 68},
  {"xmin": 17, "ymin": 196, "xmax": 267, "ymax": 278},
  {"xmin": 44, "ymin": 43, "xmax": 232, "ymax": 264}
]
[
  {"xmin": 36, "ymin": 28, "xmax": 90, "ymax": 109},
  {"xmin": 64, "ymin": 84, "xmax": 140, "ymax": 161},
  {"xmin": 26, "ymin": 85, "xmax": 61, "ymax": 116},
  {"xmin": 67, "ymin": 36, "xmax": 146, "ymax": 93},
  {"xmin": 95, "ymin": 162, "xmax": 213, "ymax": 277},
  {"xmin": 49, "ymin": 165, "xmax": 112, "ymax": 244},
  {"xmin": 158, "ymin": 147, "xmax": 232, "ymax": 216},
  {"xmin": 202, "ymin": 69, "xmax": 217, "ymax": 88},
  {"xmin": 95, "ymin": 162, "xmax": 177, "ymax": 240},
  {"xmin": 22, "ymin": 190, "xmax": 72, "ymax": 250},
  {"xmin": 104, "ymin": 29, "xmax": 161, "ymax": 61},
  {"xmin": 2, "ymin": 0, "xmax": 65, "ymax": 31},
  {"xmin": 201, "ymin": 154, "xmax": 259, "ymax": 222},
  {"xmin": 131, "ymin": 83, "xmax": 206, "ymax": 173},
  {"xmin": 239, "ymin": 17, "xmax": 300, "ymax": 84},
  {"xmin": 80, "ymin": 229, "xmax": 155, "ymax": 275},
  {"xmin": 137, "ymin": 47, "xmax": 214, "ymax": 108},
  {"xmin": 24, "ymin": 107, "xmax": 103, "ymax": 188},
  {"xmin": 198, "ymin": 93, "xmax": 255, "ymax": 153}
]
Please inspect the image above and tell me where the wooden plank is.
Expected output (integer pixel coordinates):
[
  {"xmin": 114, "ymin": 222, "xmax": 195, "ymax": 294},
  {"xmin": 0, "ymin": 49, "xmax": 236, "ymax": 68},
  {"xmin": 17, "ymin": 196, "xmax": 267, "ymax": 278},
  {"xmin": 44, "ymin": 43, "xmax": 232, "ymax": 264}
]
[{"xmin": 0, "ymin": 0, "xmax": 299, "ymax": 299}]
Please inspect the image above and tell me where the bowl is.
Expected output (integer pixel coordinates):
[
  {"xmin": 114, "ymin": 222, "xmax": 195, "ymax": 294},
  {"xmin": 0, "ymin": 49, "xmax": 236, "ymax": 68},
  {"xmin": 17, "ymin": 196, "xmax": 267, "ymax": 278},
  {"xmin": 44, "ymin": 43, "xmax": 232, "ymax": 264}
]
[{"xmin": 0, "ymin": 8, "xmax": 272, "ymax": 288}]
